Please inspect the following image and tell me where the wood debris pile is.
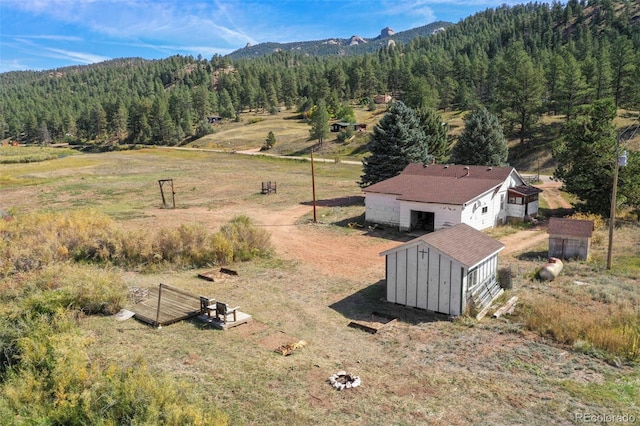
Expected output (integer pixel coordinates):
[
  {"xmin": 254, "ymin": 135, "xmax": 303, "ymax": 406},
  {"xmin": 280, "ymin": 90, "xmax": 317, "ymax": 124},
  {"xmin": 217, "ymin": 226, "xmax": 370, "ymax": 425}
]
[{"xmin": 274, "ymin": 340, "xmax": 307, "ymax": 356}]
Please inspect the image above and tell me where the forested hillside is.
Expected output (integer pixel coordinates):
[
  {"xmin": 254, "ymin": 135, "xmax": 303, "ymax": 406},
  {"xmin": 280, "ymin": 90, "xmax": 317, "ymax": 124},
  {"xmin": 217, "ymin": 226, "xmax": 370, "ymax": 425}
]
[{"xmin": 0, "ymin": 0, "xmax": 638, "ymax": 149}]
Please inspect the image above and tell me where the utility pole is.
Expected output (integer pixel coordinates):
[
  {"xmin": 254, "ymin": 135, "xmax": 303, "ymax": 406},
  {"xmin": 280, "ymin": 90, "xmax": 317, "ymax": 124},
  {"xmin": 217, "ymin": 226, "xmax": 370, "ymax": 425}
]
[
  {"xmin": 311, "ymin": 148, "xmax": 317, "ymax": 223},
  {"xmin": 607, "ymin": 134, "xmax": 627, "ymax": 269}
]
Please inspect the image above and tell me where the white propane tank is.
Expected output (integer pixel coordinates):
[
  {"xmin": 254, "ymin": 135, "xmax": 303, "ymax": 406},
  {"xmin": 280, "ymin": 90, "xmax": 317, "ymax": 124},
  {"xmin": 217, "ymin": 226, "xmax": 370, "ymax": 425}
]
[{"xmin": 539, "ymin": 257, "xmax": 563, "ymax": 281}]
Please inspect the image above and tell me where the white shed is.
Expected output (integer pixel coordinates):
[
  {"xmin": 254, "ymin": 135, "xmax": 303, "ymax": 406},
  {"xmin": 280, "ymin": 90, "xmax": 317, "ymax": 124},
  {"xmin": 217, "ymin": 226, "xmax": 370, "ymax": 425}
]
[{"xmin": 380, "ymin": 224, "xmax": 505, "ymax": 316}]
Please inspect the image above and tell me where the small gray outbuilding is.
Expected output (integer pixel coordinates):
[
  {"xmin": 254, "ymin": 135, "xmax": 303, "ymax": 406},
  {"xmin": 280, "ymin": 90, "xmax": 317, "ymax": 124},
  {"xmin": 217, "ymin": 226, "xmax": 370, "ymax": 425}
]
[
  {"xmin": 548, "ymin": 217, "xmax": 594, "ymax": 260},
  {"xmin": 380, "ymin": 223, "xmax": 505, "ymax": 316}
]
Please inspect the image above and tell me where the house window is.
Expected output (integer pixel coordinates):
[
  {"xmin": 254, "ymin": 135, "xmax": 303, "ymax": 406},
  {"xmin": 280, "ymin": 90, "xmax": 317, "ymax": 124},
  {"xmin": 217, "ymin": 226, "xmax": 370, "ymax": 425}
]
[
  {"xmin": 482, "ymin": 206, "xmax": 488, "ymax": 214},
  {"xmin": 508, "ymin": 196, "xmax": 522, "ymax": 204}
]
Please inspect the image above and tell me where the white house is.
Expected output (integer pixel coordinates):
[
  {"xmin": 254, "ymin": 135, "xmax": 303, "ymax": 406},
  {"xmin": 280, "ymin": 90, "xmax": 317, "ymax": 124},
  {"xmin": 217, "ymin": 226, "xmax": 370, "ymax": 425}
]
[
  {"xmin": 363, "ymin": 163, "xmax": 542, "ymax": 232},
  {"xmin": 380, "ymin": 223, "xmax": 505, "ymax": 316}
]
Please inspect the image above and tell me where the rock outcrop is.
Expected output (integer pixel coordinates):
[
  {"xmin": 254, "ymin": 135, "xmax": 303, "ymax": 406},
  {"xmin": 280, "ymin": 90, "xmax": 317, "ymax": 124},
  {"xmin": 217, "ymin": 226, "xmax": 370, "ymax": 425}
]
[
  {"xmin": 380, "ymin": 27, "xmax": 394, "ymax": 38},
  {"xmin": 348, "ymin": 35, "xmax": 367, "ymax": 46}
]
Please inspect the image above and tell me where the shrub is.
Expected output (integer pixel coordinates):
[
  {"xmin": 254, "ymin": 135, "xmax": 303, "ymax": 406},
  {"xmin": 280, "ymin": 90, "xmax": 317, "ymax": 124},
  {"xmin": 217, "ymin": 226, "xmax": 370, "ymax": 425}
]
[
  {"xmin": 0, "ymin": 309, "xmax": 227, "ymax": 425},
  {"xmin": 219, "ymin": 215, "xmax": 273, "ymax": 261},
  {"xmin": 246, "ymin": 117, "xmax": 264, "ymax": 125},
  {"xmin": 0, "ymin": 210, "xmax": 121, "ymax": 274},
  {"xmin": 336, "ymin": 128, "xmax": 354, "ymax": 143},
  {"xmin": 209, "ymin": 231, "xmax": 234, "ymax": 265},
  {"xmin": 0, "ymin": 210, "xmax": 271, "ymax": 274},
  {"xmin": 0, "ymin": 268, "xmax": 227, "ymax": 425},
  {"xmin": 40, "ymin": 264, "xmax": 126, "ymax": 315},
  {"xmin": 569, "ymin": 212, "xmax": 606, "ymax": 230},
  {"xmin": 520, "ymin": 294, "xmax": 640, "ymax": 363},
  {"xmin": 194, "ymin": 120, "xmax": 214, "ymax": 139}
]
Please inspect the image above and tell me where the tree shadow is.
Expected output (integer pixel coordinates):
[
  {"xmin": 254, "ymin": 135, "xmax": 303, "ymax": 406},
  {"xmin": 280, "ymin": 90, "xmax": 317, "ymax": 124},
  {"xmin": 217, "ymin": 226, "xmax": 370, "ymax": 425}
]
[
  {"xmin": 329, "ymin": 279, "xmax": 452, "ymax": 326},
  {"xmin": 517, "ymin": 250, "xmax": 549, "ymax": 262},
  {"xmin": 286, "ymin": 143, "xmax": 322, "ymax": 156},
  {"xmin": 344, "ymin": 143, "xmax": 370, "ymax": 156},
  {"xmin": 538, "ymin": 207, "xmax": 574, "ymax": 218},
  {"xmin": 298, "ymin": 196, "xmax": 415, "ymax": 243},
  {"xmin": 301, "ymin": 195, "xmax": 364, "ymax": 207}
]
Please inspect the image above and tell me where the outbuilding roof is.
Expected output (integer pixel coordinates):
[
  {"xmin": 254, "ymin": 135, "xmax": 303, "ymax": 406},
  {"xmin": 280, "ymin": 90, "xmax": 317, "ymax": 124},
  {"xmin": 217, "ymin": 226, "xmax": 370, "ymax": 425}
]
[
  {"xmin": 548, "ymin": 217, "xmax": 594, "ymax": 238},
  {"xmin": 363, "ymin": 164, "xmax": 519, "ymax": 205},
  {"xmin": 380, "ymin": 223, "xmax": 505, "ymax": 268}
]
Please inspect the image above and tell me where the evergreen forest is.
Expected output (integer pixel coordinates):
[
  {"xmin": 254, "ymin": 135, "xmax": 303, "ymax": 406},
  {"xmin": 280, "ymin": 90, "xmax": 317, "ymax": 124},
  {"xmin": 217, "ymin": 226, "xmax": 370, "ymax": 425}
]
[{"xmin": 1, "ymin": 0, "xmax": 638, "ymax": 149}]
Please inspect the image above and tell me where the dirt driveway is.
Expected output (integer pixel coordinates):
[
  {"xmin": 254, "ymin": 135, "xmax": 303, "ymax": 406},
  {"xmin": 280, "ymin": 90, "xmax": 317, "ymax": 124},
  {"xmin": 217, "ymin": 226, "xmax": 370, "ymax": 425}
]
[
  {"xmin": 498, "ymin": 177, "xmax": 572, "ymax": 256},
  {"xmin": 137, "ymin": 175, "xmax": 571, "ymax": 277},
  {"xmin": 138, "ymin": 200, "xmax": 397, "ymax": 283}
]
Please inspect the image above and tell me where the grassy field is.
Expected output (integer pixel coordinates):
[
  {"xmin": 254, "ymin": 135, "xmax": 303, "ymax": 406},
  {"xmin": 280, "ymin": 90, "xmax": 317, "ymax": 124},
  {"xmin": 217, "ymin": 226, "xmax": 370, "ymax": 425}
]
[
  {"xmin": 1, "ymin": 146, "xmax": 639, "ymax": 424},
  {"xmin": 188, "ymin": 106, "xmax": 379, "ymax": 161}
]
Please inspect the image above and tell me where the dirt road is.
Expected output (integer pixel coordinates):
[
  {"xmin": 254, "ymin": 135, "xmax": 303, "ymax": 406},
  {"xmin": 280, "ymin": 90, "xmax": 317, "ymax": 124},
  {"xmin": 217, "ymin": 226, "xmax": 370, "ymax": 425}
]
[
  {"xmin": 498, "ymin": 177, "xmax": 572, "ymax": 256},
  {"xmin": 138, "ymin": 175, "xmax": 572, "ymax": 276}
]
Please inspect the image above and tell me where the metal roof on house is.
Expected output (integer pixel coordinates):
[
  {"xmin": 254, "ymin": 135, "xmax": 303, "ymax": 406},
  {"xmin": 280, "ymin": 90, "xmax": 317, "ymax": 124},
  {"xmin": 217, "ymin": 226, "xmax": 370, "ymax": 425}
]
[
  {"xmin": 363, "ymin": 164, "xmax": 518, "ymax": 205},
  {"xmin": 548, "ymin": 217, "xmax": 594, "ymax": 238},
  {"xmin": 380, "ymin": 223, "xmax": 505, "ymax": 268}
]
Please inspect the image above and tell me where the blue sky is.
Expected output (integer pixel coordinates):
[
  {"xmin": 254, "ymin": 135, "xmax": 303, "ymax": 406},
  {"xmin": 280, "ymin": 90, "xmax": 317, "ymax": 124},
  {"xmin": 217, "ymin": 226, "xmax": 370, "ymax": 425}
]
[{"xmin": 0, "ymin": 0, "xmax": 521, "ymax": 73}]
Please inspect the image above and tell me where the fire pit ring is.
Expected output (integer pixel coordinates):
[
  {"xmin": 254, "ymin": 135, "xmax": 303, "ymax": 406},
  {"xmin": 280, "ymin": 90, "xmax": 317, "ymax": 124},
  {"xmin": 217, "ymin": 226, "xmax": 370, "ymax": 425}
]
[{"xmin": 328, "ymin": 370, "xmax": 361, "ymax": 390}]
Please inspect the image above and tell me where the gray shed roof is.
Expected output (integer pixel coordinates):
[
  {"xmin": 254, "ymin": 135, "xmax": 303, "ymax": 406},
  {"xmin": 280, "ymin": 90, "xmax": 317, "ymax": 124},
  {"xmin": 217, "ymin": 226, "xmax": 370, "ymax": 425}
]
[{"xmin": 380, "ymin": 223, "xmax": 505, "ymax": 268}]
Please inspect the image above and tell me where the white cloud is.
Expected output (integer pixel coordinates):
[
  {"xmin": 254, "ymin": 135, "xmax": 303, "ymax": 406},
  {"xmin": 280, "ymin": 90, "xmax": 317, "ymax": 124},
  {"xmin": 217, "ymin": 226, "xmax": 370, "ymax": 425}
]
[
  {"xmin": 380, "ymin": 0, "xmax": 436, "ymax": 21},
  {"xmin": 10, "ymin": 34, "xmax": 83, "ymax": 41},
  {"xmin": 42, "ymin": 47, "xmax": 110, "ymax": 64},
  {"xmin": 0, "ymin": 58, "xmax": 31, "ymax": 73}
]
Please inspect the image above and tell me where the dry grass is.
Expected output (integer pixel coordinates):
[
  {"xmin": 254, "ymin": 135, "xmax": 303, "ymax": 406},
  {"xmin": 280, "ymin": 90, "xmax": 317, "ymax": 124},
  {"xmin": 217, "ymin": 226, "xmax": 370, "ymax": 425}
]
[
  {"xmin": 189, "ymin": 107, "xmax": 379, "ymax": 159},
  {"xmin": 2, "ymin": 149, "xmax": 640, "ymax": 424}
]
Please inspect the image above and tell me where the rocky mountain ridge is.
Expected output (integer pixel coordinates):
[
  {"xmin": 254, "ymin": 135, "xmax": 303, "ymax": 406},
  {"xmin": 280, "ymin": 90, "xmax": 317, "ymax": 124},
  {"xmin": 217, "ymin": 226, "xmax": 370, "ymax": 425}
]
[{"xmin": 226, "ymin": 21, "xmax": 452, "ymax": 59}]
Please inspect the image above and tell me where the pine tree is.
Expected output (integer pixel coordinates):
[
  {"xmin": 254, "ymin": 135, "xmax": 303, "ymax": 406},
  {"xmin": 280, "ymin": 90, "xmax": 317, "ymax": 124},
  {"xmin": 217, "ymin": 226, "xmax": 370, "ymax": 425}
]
[
  {"xmin": 218, "ymin": 89, "xmax": 235, "ymax": 119},
  {"xmin": 610, "ymin": 36, "xmax": 636, "ymax": 108},
  {"xmin": 309, "ymin": 99, "xmax": 330, "ymax": 147},
  {"xmin": 112, "ymin": 103, "xmax": 128, "ymax": 141},
  {"xmin": 619, "ymin": 149, "xmax": 640, "ymax": 216},
  {"xmin": 89, "ymin": 103, "xmax": 107, "ymax": 140},
  {"xmin": 263, "ymin": 131, "xmax": 276, "ymax": 150},
  {"xmin": 495, "ymin": 42, "xmax": 544, "ymax": 145},
  {"xmin": 416, "ymin": 107, "xmax": 449, "ymax": 163},
  {"xmin": 450, "ymin": 108, "xmax": 508, "ymax": 166},
  {"xmin": 38, "ymin": 122, "xmax": 52, "ymax": 145},
  {"xmin": 552, "ymin": 98, "xmax": 617, "ymax": 216},
  {"xmin": 403, "ymin": 76, "xmax": 439, "ymax": 110},
  {"xmin": 360, "ymin": 101, "xmax": 429, "ymax": 187},
  {"xmin": 557, "ymin": 51, "xmax": 590, "ymax": 121}
]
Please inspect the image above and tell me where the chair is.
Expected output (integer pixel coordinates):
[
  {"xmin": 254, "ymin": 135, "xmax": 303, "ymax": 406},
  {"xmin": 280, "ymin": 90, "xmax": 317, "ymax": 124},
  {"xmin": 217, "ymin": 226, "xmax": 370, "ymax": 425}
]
[
  {"xmin": 215, "ymin": 301, "xmax": 239, "ymax": 324},
  {"xmin": 200, "ymin": 297, "xmax": 216, "ymax": 317}
]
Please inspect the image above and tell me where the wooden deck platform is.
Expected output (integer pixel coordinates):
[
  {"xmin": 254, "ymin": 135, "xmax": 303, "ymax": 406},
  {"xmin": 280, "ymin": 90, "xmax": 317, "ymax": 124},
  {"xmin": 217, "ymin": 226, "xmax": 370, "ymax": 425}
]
[
  {"xmin": 198, "ymin": 311, "xmax": 253, "ymax": 330},
  {"xmin": 131, "ymin": 283, "xmax": 203, "ymax": 327},
  {"xmin": 129, "ymin": 283, "xmax": 251, "ymax": 329}
]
